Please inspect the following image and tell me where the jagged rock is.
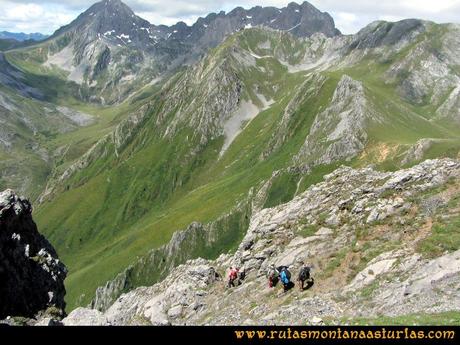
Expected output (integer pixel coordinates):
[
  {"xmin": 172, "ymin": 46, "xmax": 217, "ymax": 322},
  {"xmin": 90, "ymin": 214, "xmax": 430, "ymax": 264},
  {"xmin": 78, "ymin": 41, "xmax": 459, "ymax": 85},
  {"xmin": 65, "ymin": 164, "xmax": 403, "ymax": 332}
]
[
  {"xmin": 295, "ymin": 75, "xmax": 371, "ymax": 165},
  {"xmin": 0, "ymin": 189, "xmax": 67, "ymax": 319},
  {"xmin": 366, "ymin": 209, "xmax": 381, "ymax": 223},
  {"xmin": 402, "ymin": 139, "xmax": 435, "ymax": 165},
  {"xmin": 310, "ymin": 317, "xmax": 324, "ymax": 325},
  {"xmin": 350, "ymin": 19, "xmax": 425, "ymax": 51},
  {"xmin": 315, "ymin": 227, "xmax": 333, "ymax": 236},
  {"xmin": 325, "ymin": 212, "xmax": 340, "ymax": 227},
  {"xmin": 34, "ymin": 317, "xmax": 62, "ymax": 326},
  {"xmin": 346, "ymin": 255, "xmax": 399, "ymax": 291},
  {"xmin": 143, "ymin": 295, "xmax": 170, "ymax": 326},
  {"xmin": 167, "ymin": 305, "xmax": 183, "ymax": 319},
  {"xmin": 62, "ymin": 307, "xmax": 109, "ymax": 326},
  {"xmin": 98, "ymin": 261, "xmax": 219, "ymax": 325},
  {"xmin": 344, "ymin": 250, "xmax": 460, "ymax": 318}
]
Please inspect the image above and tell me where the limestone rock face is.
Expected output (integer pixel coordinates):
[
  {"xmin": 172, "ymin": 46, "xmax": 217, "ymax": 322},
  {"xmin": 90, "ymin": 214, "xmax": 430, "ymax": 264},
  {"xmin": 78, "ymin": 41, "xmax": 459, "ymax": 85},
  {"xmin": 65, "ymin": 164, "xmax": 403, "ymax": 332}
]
[
  {"xmin": 296, "ymin": 75, "xmax": 371, "ymax": 165},
  {"xmin": 62, "ymin": 307, "xmax": 109, "ymax": 326},
  {"xmin": 0, "ymin": 189, "xmax": 67, "ymax": 319}
]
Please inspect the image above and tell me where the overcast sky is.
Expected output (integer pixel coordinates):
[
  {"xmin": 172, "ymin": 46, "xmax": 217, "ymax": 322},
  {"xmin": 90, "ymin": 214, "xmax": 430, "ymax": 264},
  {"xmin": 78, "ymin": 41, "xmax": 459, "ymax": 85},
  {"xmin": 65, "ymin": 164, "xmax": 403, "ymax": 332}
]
[{"xmin": 1, "ymin": 0, "xmax": 460, "ymax": 35}]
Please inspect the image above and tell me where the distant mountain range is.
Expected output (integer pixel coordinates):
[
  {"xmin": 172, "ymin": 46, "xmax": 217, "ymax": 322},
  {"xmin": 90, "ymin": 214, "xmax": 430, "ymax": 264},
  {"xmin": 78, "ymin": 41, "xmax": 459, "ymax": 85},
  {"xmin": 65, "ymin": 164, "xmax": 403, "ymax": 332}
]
[
  {"xmin": 20, "ymin": 0, "xmax": 339, "ymax": 104},
  {"xmin": 0, "ymin": 31, "xmax": 48, "ymax": 42}
]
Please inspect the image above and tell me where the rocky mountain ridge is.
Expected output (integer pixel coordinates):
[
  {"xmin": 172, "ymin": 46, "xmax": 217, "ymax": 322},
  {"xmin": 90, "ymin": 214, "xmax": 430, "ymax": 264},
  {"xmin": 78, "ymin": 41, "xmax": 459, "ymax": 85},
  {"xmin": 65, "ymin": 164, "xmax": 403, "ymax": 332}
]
[
  {"xmin": 59, "ymin": 158, "xmax": 460, "ymax": 325},
  {"xmin": 0, "ymin": 32, "xmax": 48, "ymax": 42},
  {"xmin": 0, "ymin": 189, "xmax": 67, "ymax": 320},
  {"xmin": 21, "ymin": 0, "xmax": 339, "ymax": 104}
]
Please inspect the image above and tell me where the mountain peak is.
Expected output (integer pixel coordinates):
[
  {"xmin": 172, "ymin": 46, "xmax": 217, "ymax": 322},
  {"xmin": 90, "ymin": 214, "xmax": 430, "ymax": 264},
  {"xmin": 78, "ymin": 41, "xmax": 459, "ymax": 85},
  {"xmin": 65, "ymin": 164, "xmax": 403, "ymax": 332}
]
[
  {"xmin": 43, "ymin": 0, "xmax": 341, "ymax": 99},
  {"xmin": 90, "ymin": 0, "xmax": 132, "ymax": 13},
  {"xmin": 51, "ymin": 0, "xmax": 152, "ymax": 48},
  {"xmin": 82, "ymin": 0, "xmax": 137, "ymax": 23}
]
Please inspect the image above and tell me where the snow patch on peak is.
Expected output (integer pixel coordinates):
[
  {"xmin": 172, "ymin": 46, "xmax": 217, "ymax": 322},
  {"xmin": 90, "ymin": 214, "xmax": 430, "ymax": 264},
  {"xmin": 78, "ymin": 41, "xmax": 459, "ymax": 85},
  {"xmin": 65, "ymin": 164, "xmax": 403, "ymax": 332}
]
[{"xmin": 287, "ymin": 23, "xmax": 301, "ymax": 32}]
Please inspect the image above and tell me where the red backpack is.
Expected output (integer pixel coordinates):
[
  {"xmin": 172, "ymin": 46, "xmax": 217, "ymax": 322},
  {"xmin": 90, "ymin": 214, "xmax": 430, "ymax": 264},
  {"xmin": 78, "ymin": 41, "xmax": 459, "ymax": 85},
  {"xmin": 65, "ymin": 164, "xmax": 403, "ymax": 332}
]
[{"xmin": 229, "ymin": 268, "xmax": 238, "ymax": 280}]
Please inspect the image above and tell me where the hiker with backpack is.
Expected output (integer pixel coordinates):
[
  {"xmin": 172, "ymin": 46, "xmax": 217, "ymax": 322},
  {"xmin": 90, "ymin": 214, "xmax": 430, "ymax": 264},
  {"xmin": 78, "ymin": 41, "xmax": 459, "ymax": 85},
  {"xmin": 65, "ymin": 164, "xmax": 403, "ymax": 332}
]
[
  {"xmin": 277, "ymin": 266, "xmax": 292, "ymax": 292},
  {"xmin": 227, "ymin": 266, "xmax": 239, "ymax": 288},
  {"xmin": 266, "ymin": 264, "xmax": 279, "ymax": 288},
  {"xmin": 297, "ymin": 262, "xmax": 314, "ymax": 291},
  {"xmin": 237, "ymin": 267, "xmax": 246, "ymax": 285}
]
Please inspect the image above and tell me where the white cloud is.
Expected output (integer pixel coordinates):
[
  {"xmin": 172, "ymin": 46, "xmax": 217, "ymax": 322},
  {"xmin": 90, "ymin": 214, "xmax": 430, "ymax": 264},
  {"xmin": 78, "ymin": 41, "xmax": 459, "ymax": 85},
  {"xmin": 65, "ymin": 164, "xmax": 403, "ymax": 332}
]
[
  {"xmin": 308, "ymin": 0, "xmax": 460, "ymax": 33},
  {"xmin": 399, "ymin": 0, "xmax": 459, "ymax": 13},
  {"xmin": 0, "ymin": 0, "xmax": 459, "ymax": 34},
  {"xmin": 0, "ymin": 1, "xmax": 77, "ymax": 33},
  {"xmin": 333, "ymin": 12, "xmax": 359, "ymax": 35}
]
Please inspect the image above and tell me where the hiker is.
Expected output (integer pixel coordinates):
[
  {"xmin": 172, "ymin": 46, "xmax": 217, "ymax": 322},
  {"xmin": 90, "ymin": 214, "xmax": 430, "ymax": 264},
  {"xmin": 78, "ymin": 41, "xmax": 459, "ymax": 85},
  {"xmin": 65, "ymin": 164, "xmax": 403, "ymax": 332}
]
[
  {"xmin": 278, "ymin": 266, "xmax": 292, "ymax": 292},
  {"xmin": 267, "ymin": 264, "xmax": 279, "ymax": 288},
  {"xmin": 297, "ymin": 262, "xmax": 313, "ymax": 291},
  {"xmin": 237, "ymin": 267, "xmax": 246, "ymax": 285},
  {"xmin": 227, "ymin": 266, "xmax": 239, "ymax": 288}
]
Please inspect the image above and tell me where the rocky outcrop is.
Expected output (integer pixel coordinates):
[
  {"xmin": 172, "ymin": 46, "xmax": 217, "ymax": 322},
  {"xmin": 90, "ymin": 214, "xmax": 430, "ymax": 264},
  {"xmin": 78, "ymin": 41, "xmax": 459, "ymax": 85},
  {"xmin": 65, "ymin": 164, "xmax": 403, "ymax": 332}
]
[
  {"xmin": 295, "ymin": 75, "xmax": 372, "ymax": 165},
  {"xmin": 105, "ymin": 259, "xmax": 220, "ymax": 326},
  {"xmin": 436, "ymin": 83, "xmax": 460, "ymax": 123},
  {"xmin": 69, "ymin": 159, "xmax": 460, "ymax": 325},
  {"xmin": 381, "ymin": 21, "xmax": 460, "ymax": 111},
  {"xmin": 344, "ymin": 249, "xmax": 460, "ymax": 317},
  {"xmin": 161, "ymin": 58, "xmax": 244, "ymax": 145},
  {"xmin": 261, "ymin": 73, "xmax": 327, "ymax": 160},
  {"xmin": 0, "ymin": 189, "xmax": 67, "ymax": 319},
  {"xmin": 68, "ymin": 259, "xmax": 220, "ymax": 326},
  {"xmin": 349, "ymin": 19, "xmax": 425, "ymax": 51},
  {"xmin": 401, "ymin": 139, "xmax": 435, "ymax": 165},
  {"xmin": 62, "ymin": 307, "xmax": 109, "ymax": 326}
]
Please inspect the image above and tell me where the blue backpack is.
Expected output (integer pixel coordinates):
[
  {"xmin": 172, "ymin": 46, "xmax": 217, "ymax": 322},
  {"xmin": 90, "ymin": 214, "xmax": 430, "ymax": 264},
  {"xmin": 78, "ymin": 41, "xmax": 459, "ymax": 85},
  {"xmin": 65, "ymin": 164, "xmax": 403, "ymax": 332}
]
[{"xmin": 280, "ymin": 270, "xmax": 289, "ymax": 285}]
